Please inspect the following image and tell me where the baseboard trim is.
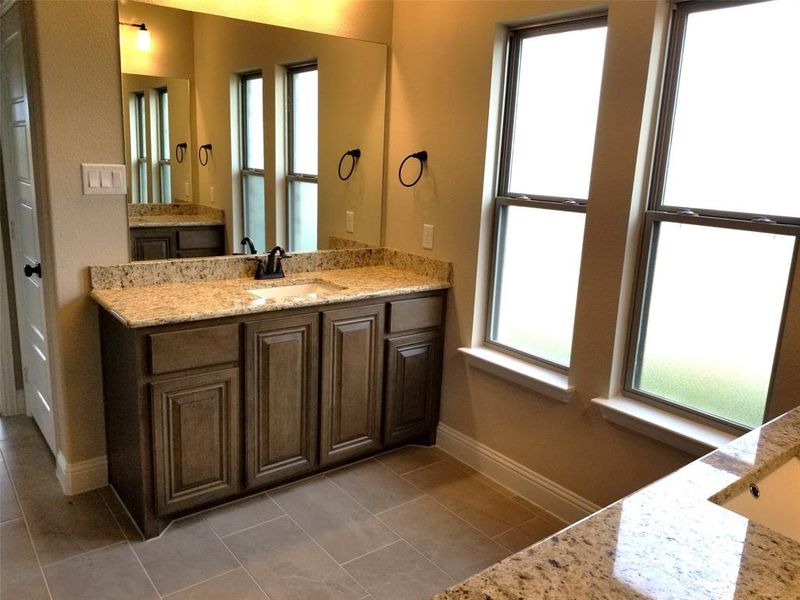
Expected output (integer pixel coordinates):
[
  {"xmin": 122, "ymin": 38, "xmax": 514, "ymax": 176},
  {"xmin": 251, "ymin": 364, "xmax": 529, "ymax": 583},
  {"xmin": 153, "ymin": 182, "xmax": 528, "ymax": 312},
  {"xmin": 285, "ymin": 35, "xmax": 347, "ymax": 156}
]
[
  {"xmin": 56, "ymin": 452, "xmax": 108, "ymax": 495},
  {"xmin": 436, "ymin": 423, "xmax": 601, "ymax": 524}
]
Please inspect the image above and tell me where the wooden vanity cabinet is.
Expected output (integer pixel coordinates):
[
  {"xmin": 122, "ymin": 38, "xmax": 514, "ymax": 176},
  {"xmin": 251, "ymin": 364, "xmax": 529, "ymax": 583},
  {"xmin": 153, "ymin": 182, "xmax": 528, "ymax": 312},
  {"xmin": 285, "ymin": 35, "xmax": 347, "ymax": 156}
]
[
  {"xmin": 245, "ymin": 314, "xmax": 319, "ymax": 488},
  {"xmin": 100, "ymin": 290, "xmax": 445, "ymax": 538},
  {"xmin": 320, "ymin": 305, "xmax": 385, "ymax": 466}
]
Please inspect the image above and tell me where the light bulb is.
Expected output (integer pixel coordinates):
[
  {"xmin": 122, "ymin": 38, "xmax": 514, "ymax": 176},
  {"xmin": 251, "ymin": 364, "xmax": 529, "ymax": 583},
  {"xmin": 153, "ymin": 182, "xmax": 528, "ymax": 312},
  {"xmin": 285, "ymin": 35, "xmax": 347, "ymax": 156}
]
[{"xmin": 136, "ymin": 26, "xmax": 151, "ymax": 52}]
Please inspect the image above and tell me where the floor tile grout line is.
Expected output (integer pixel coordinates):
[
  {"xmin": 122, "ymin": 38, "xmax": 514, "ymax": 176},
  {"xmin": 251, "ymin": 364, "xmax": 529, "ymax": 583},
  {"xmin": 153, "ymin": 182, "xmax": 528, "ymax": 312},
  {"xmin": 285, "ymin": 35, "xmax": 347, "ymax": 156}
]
[
  {"xmin": 326, "ymin": 476, "xmax": 457, "ymax": 585},
  {"xmin": 209, "ymin": 513, "xmax": 276, "ymax": 600},
  {"xmin": 160, "ymin": 566, "xmax": 243, "ymax": 598},
  {"xmin": 276, "ymin": 510, "xmax": 369, "ymax": 597},
  {"xmin": 2, "ymin": 449, "xmax": 55, "ymax": 600},
  {"xmin": 490, "ymin": 515, "xmax": 538, "ymax": 541},
  {"xmin": 214, "ymin": 511, "xmax": 289, "ymax": 539},
  {"xmin": 338, "ymin": 538, "xmax": 405, "ymax": 567},
  {"xmin": 380, "ymin": 456, "xmax": 448, "ymax": 477},
  {"xmin": 99, "ymin": 492, "xmax": 164, "ymax": 599},
  {"xmin": 37, "ymin": 540, "xmax": 130, "ymax": 571},
  {"xmin": 396, "ymin": 465, "xmax": 517, "ymax": 555}
]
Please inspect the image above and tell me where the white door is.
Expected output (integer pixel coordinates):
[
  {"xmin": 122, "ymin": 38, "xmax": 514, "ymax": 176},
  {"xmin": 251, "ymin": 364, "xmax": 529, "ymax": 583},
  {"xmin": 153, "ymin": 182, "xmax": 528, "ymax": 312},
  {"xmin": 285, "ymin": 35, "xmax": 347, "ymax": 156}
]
[{"xmin": 0, "ymin": 4, "xmax": 56, "ymax": 453}]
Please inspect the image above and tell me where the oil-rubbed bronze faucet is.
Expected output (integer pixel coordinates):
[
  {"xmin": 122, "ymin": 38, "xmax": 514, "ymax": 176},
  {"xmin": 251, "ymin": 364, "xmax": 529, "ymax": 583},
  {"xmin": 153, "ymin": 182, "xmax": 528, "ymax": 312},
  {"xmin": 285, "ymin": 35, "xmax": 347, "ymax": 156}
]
[{"xmin": 250, "ymin": 246, "xmax": 291, "ymax": 280}]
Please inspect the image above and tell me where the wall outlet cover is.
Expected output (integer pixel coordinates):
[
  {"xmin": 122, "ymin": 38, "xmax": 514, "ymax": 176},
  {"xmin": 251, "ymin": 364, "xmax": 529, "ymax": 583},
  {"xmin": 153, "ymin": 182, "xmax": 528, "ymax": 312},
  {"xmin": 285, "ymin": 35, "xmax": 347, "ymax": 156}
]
[
  {"xmin": 346, "ymin": 211, "xmax": 355, "ymax": 233},
  {"xmin": 423, "ymin": 224, "xmax": 435, "ymax": 249}
]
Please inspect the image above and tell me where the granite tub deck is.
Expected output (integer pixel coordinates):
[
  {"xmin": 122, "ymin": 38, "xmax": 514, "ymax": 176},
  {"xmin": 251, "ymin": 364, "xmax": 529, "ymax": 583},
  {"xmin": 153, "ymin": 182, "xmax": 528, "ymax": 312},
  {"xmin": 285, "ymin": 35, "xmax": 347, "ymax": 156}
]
[{"xmin": 434, "ymin": 407, "xmax": 800, "ymax": 599}]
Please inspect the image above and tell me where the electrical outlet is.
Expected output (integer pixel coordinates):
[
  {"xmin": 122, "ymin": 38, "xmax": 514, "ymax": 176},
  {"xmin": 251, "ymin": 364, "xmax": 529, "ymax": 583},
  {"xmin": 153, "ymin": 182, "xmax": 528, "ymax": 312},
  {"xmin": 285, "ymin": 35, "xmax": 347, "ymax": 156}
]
[
  {"xmin": 422, "ymin": 224, "xmax": 434, "ymax": 250},
  {"xmin": 184, "ymin": 182, "xmax": 190, "ymax": 198},
  {"xmin": 346, "ymin": 211, "xmax": 355, "ymax": 233},
  {"xmin": 209, "ymin": 186, "xmax": 215, "ymax": 204}
]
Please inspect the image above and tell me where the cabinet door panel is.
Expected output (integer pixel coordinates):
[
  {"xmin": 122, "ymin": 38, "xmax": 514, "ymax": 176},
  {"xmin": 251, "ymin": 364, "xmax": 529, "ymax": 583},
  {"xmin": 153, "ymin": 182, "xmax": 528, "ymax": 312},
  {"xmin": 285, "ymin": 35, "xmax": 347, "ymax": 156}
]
[
  {"xmin": 151, "ymin": 368, "xmax": 240, "ymax": 516},
  {"xmin": 384, "ymin": 332, "xmax": 441, "ymax": 445},
  {"xmin": 245, "ymin": 314, "xmax": 318, "ymax": 487},
  {"xmin": 321, "ymin": 305, "xmax": 384, "ymax": 465}
]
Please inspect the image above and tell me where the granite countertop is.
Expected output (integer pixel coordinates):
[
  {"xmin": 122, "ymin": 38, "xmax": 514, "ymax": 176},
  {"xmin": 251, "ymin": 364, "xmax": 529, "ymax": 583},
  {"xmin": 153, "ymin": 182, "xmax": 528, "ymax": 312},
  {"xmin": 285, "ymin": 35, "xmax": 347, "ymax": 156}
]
[
  {"xmin": 128, "ymin": 214, "xmax": 225, "ymax": 228},
  {"xmin": 91, "ymin": 265, "xmax": 449, "ymax": 328},
  {"xmin": 435, "ymin": 407, "xmax": 800, "ymax": 599}
]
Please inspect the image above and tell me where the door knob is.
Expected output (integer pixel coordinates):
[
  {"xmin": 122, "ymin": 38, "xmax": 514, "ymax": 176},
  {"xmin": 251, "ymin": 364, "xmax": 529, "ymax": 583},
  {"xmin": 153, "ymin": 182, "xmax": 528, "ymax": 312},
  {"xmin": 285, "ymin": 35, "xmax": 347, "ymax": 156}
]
[{"xmin": 23, "ymin": 263, "xmax": 41, "ymax": 278}]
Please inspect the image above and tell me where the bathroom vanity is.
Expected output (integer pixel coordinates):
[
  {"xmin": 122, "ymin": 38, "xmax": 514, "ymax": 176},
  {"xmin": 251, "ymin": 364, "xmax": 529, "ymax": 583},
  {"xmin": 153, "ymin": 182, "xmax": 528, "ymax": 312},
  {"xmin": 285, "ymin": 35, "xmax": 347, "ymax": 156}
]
[{"xmin": 92, "ymin": 250, "xmax": 449, "ymax": 538}]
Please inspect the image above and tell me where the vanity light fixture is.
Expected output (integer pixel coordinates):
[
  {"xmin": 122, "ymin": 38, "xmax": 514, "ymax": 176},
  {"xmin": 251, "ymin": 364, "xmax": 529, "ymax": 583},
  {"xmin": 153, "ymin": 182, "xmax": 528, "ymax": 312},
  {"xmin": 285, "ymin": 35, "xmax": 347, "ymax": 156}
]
[{"xmin": 119, "ymin": 21, "xmax": 151, "ymax": 52}]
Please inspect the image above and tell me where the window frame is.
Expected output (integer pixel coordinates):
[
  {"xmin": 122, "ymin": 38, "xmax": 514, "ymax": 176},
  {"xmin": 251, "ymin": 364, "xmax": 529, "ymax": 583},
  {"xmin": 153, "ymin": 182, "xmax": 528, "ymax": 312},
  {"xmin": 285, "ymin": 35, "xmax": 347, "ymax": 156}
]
[
  {"xmin": 623, "ymin": 0, "xmax": 800, "ymax": 433},
  {"xmin": 485, "ymin": 13, "xmax": 608, "ymax": 373},
  {"xmin": 156, "ymin": 87, "xmax": 171, "ymax": 204},
  {"xmin": 239, "ymin": 70, "xmax": 265, "ymax": 247},
  {"xmin": 286, "ymin": 62, "xmax": 318, "ymax": 252},
  {"xmin": 133, "ymin": 90, "xmax": 148, "ymax": 204}
]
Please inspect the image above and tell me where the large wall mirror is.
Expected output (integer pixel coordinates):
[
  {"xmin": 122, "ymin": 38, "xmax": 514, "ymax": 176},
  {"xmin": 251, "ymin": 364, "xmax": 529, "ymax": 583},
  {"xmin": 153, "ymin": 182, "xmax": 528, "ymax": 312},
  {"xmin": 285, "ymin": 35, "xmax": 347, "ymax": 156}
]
[{"xmin": 118, "ymin": 1, "xmax": 387, "ymax": 260}]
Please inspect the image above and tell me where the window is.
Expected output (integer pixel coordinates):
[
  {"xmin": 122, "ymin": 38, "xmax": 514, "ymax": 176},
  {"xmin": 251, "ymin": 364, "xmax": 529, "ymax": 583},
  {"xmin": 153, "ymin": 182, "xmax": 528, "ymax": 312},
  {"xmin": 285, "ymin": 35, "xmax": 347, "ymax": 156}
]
[
  {"xmin": 157, "ymin": 88, "xmax": 171, "ymax": 204},
  {"xmin": 240, "ymin": 72, "xmax": 265, "ymax": 252},
  {"xmin": 287, "ymin": 63, "xmax": 318, "ymax": 252},
  {"xmin": 133, "ymin": 91, "xmax": 148, "ymax": 204},
  {"xmin": 627, "ymin": 0, "xmax": 800, "ymax": 429},
  {"xmin": 487, "ymin": 16, "xmax": 607, "ymax": 370}
]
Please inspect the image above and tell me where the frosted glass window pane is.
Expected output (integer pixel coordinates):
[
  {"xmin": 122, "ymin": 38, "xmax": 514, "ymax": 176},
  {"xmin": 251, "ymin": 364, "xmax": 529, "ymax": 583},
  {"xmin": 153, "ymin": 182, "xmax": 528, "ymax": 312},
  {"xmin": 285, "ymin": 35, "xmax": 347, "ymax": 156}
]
[
  {"xmin": 160, "ymin": 164, "xmax": 171, "ymax": 204},
  {"xmin": 289, "ymin": 181, "xmax": 318, "ymax": 252},
  {"xmin": 243, "ymin": 173, "xmax": 265, "ymax": 253},
  {"xmin": 245, "ymin": 77, "xmax": 264, "ymax": 170},
  {"xmin": 159, "ymin": 89, "xmax": 169, "ymax": 159},
  {"xmin": 508, "ymin": 25, "xmax": 606, "ymax": 199},
  {"xmin": 491, "ymin": 206, "xmax": 585, "ymax": 366},
  {"xmin": 635, "ymin": 222, "xmax": 794, "ymax": 427},
  {"xmin": 291, "ymin": 69, "xmax": 318, "ymax": 176},
  {"xmin": 663, "ymin": 0, "xmax": 800, "ymax": 217}
]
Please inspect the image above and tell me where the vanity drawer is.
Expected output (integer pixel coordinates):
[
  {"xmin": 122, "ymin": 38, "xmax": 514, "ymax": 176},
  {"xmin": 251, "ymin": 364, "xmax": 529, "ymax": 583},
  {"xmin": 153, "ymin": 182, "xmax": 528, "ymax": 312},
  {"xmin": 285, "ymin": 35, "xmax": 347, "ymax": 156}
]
[
  {"xmin": 387, "ymin": 296, "xmax": 443, "ymax": 333},
  {"xmin": 177, "ymin": 228, "xmax": 223, "ymax": 250},
  {"xmin": 148, "ymin": 324, "xmax": 239, "ymax": 375}
]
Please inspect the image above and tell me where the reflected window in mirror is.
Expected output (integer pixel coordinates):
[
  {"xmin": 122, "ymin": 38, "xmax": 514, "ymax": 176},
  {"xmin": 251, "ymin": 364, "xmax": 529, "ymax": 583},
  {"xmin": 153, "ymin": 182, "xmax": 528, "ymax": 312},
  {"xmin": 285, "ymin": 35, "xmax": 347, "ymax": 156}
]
[
  {"xmin": 132, "ymin": 91, "xmax": 148, "ymax": 204},
  {"xmin": 287, "ymin": 63, "xmax": 318, "ymax": 253},
  {"xmin": 240, "ymin": 71, "xmax": 266, "ymax": 252},
  {"xmin": 157, "ymin": 87, "xmax": 171, "ymax": 203}
]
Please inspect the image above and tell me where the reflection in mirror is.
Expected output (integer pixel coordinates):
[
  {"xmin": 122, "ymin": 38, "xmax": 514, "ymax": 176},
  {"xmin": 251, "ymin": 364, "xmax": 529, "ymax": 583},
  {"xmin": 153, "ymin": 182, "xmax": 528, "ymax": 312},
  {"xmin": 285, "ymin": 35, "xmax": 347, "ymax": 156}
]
[{"xmin": 118, "ymin": 1, "xmax": 387, "ymax": 261}]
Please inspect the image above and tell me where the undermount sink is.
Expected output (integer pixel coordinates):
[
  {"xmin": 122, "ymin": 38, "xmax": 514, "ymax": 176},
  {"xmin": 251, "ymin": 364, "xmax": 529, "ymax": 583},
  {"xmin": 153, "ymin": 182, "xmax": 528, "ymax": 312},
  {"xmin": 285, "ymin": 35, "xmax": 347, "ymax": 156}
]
[
  {"xmin": 248, "ymin": 281, "xmax": 343, "ymax": 301},
  {"xmin": 718, "ymin": 455, "xmax": 800, "ymax": 543}
]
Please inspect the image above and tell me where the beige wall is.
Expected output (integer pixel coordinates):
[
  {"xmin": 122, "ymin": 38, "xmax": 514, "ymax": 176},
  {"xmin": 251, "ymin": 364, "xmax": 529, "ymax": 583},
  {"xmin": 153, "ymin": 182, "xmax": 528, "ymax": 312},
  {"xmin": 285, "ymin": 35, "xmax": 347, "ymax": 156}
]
[
  {"xmin": 137, "ymin": 0, "xmax": 394, "ymax": 46},
  {"xmin": 385, "ymin": 0, "xmax": 695, "ymax": 506},
  {"xmin": 27, "ymin": 0, "xmax": 129, "ymax": 463}
]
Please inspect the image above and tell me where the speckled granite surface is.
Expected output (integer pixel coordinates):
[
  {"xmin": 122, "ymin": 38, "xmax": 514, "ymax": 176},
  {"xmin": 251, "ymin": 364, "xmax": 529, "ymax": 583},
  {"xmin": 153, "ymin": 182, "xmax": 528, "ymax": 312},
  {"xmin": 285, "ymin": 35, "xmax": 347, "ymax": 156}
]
[
  {"xmin": 91, "ymin": 266, "xmax": 448, "ymax": 328},
  {"xmin": 90, "ymin": 248, "xmax": 450, "ymax": 290},
  {"xmin": 434, "ymin": 407, "xmax": 800, "ymax": 599},
  {"xmin": 127, "ymin": 203, "xmax": 225, "ymax": 227}
]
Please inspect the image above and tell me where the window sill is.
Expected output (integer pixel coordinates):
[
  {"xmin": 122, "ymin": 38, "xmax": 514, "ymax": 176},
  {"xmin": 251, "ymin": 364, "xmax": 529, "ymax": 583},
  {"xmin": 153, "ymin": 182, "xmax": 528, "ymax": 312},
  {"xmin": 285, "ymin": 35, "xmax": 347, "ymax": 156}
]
[
  {"xmin": 458, "ymin": 346, "xmax": 574, "ymax": 403},
  {"xmin": 591, "ymin": 396, "xmax": 738, "ymax": 456}
]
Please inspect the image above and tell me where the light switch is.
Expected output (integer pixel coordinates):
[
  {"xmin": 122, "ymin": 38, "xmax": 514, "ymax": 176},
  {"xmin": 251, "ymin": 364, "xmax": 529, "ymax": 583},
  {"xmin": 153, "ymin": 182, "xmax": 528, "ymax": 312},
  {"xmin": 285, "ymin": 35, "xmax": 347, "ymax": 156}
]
[
  {"xmin": 422, "ymin": 224, "xmax": 434, "ymax": 250},
  {"xmin": 82, "ymin": 164, "xmax": 126, "ymax": 196},
  {"xmin": 346, "ymin": 211, "xmax": 355, "ymax": 233}
]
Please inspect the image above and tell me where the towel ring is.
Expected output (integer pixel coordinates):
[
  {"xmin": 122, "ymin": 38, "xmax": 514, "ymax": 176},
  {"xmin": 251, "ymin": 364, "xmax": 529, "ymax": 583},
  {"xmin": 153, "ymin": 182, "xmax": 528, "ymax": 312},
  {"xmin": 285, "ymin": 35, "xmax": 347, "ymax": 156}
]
[
  {"xmin": 175, "ymin": 142, "xmax": 187, "ymax": 164},
  {"xmin": 398, "ymin": 151, "xmax": 427, "ymax": 187},
  {"xmin": 199, "ymin": 144, "xmax": 213, "ymax": 166},
  {"xmin": 338, "ymin": 148, "xmax": 361, "ymax": 181}
]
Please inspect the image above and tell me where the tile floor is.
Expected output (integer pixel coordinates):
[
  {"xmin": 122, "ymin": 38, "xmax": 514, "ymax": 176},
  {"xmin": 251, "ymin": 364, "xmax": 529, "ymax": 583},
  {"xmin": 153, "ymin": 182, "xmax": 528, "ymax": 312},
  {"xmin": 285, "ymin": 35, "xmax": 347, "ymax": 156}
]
[{"xmin": 0, "ymin": 415, "xmax": 564, "ymax": 600}]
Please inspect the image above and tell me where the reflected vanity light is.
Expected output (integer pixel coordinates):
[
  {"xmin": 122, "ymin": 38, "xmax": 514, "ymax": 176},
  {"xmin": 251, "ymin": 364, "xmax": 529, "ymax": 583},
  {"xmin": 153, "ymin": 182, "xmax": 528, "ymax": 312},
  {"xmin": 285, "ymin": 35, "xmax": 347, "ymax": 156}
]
[{"xmin": 120, "ymin": 21, "xmax": 151, "ymax": 52}]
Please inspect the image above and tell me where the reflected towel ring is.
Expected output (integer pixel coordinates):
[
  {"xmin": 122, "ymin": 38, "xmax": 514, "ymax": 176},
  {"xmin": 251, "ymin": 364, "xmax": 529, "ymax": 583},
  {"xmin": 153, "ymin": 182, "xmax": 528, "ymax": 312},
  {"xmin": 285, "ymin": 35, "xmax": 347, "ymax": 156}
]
[
  {"xmin": 199, "ymin": 144, "xmax": 213, "ymax": 166},
  {"xmin": 175, "ymin": 142, "xmax": 187, "ymax": 164},
  {"xmin": 398, "ymin": 151, "xmax": 428, "ymax": 187},
  {"xmin": 338, "ymin": 148, "xmax": 361, "ymax": 181}
]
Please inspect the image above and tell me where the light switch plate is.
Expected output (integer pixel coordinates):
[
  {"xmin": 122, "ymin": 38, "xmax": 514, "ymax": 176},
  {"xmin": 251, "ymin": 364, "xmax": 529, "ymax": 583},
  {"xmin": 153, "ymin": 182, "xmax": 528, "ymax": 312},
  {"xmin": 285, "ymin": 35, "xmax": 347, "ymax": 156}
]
[
  {"xmin": 81, "ymin": 164, "xmax": 126, "ymax": 195},
  {"xmin": 346, "ymin": 211, "xmax": 355, "ymax": 233},
  {"xmin": 422, "ymin": 224, "xmax": 434, "ymax": 250}
]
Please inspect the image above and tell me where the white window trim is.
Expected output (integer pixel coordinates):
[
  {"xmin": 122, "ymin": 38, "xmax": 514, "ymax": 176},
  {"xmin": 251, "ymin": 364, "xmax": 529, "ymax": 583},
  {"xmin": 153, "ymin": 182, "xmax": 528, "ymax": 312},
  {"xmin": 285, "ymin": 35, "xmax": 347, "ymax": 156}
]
[
  {"xmin": 459, "ymin": 346, "xmax": 574, "ymax": 403},
  {"xmin": 592, "ymin": 396, "xmax": 737, "ymax": 457}
]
